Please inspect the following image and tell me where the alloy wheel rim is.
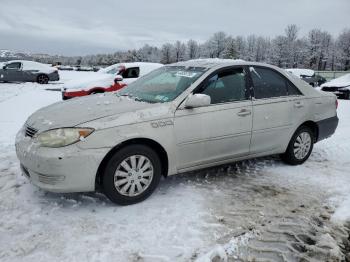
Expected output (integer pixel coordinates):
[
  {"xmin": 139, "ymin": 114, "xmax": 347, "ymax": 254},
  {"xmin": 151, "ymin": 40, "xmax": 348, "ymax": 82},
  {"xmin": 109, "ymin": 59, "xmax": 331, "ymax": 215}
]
[
  {"xmin": 114, "ymin": 155, "xmax": 154, "ymax": 197},
  {"xmin": 38, "ymin": 75, "xmax": 47, "ymax": 83},
  {"xmin": 293, "ymin": 131, "xmax": 312, "ymax": 160}
]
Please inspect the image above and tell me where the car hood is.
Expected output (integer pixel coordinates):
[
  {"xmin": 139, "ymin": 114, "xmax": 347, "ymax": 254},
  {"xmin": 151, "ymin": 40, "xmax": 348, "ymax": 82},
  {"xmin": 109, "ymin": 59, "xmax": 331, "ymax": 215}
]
[
  {"xmin": 321, "ymin": 73, "xmax": 350, "ymax": 88},
  {"xmin": 25, "ymin": 94, "xmax": 169, "ymax": 132},
  {"xmin": 64, "ymin": 73, "xmax": 115, "ymax": 91}
]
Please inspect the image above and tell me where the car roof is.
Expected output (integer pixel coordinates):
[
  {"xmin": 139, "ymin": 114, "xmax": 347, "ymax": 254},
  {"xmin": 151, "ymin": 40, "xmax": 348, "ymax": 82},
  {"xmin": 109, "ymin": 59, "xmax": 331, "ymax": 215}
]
[{"xmin": 169, "ymin": 58, "xmax": 278, "ymax": 70}]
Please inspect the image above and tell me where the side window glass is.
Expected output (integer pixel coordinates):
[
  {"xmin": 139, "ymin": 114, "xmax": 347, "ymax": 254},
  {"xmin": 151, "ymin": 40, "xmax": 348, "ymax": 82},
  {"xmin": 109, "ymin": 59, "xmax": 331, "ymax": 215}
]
[
  {"xmin": 5, "ymin": 62, "xmax": 21, "ymax": 70},
  {"xmin": 287, "ymin": 81, "xmax": 302, "ymax": 96},
  {"xmin": 250, "ymin": 67, "xmax": 288, "ymax": 99},
  {"xmin": 199, "ymin": 68, "xmax": 246, "ymax": 104},
  {"xmin": 122, "ymin": 67, "xmax": 140, "ymax": 78}
]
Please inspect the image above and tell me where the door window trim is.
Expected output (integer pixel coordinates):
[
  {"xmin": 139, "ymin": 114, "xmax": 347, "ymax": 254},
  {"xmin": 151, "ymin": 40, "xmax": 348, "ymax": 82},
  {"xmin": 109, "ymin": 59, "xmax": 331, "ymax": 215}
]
[
  {"xmin": 191, "ymin": 65, "xmax": 251, "ymax": 106},
  {"xmin": 247, "ymin": 65, "xmax": 303, "ymax": 100},
  {"xmin": 4, "ymin": 62, "xmax": 22, "ymax": 70}
]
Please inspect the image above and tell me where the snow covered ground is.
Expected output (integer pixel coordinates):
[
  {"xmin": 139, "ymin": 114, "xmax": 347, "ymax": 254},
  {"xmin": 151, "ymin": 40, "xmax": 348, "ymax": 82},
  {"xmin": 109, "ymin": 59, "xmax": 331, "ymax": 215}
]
[{"xmin": 0, "ymin": 71, "xmax": 350, "ymax": 261}]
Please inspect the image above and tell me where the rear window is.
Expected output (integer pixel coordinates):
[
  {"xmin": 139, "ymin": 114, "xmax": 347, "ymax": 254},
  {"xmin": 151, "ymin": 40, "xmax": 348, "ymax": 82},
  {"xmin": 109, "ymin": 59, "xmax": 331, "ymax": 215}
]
[{"xmin": 250, "ymin": 67, "xmax": 288, "ymax": 99}]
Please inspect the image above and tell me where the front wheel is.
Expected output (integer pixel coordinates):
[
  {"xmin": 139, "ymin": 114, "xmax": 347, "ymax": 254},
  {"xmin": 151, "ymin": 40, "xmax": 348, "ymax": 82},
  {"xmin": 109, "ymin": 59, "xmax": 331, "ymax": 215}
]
[
  {"xmin": 281, "ymin": 126, "xmax": 314, "ymax": 165},
  {"xmin": 102, "ymin": 145, "xmax": 162, "ymax": 205}
]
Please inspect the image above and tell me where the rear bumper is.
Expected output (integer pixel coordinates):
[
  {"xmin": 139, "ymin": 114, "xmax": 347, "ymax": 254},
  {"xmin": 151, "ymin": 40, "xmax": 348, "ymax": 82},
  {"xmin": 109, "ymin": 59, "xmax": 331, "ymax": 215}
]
[
  {"xmin": 316, "ymin": 115, "xmax": 338, "ymax": 142},
  {"xmin": 49, "ymin": 73, "xmax": 60, "ymax": 81}
]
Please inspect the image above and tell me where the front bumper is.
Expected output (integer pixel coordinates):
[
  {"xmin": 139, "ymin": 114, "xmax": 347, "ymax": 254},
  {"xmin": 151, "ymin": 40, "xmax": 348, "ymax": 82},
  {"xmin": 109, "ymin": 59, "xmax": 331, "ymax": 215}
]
[{"xmin": 15, "ymin": 129, "xmax": 109, "ymax": 193}]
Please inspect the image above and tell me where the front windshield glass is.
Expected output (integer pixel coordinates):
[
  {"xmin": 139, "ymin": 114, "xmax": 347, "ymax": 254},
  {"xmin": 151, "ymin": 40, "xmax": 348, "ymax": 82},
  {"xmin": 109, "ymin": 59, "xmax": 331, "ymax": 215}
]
[
  {"xmin": 99, "ymin": 65, "xmax": 123, "ymax": 74},
  {"xmin": 117, "ymin": 66, "xmax": 207, "ymax": 103}
]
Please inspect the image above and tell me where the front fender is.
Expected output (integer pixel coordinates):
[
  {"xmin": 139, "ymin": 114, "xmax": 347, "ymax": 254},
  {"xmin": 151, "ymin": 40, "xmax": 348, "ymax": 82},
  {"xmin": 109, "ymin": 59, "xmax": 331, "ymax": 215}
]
[{"xmin": 76, "ymin": 120, "xmax": 178, "ymax": 175}]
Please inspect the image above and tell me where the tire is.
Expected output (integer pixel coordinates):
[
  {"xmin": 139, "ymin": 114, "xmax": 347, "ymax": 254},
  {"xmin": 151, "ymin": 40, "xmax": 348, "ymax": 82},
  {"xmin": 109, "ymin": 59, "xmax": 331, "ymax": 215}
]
[
  {"xmin": 37, "ymin": 74, "xmax": 49, "ymax": 84},
  {"xmin": 102, "ymin": 144, "xmax": 162, "ymax": 205},
  {"xmin": 281, "ymin": 126, "xmax": 314, "ymax": 165}
]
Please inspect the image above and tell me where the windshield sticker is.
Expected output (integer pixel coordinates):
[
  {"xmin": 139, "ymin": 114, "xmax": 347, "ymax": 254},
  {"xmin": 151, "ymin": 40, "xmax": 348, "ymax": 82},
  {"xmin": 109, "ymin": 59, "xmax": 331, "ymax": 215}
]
[
  {"xmin": 155, "ymin": 95, "xmax": 169, "ymax": 102},
  {"xmin": 175, "ymin": 71, "xmax": 198, "ymax": 78}
]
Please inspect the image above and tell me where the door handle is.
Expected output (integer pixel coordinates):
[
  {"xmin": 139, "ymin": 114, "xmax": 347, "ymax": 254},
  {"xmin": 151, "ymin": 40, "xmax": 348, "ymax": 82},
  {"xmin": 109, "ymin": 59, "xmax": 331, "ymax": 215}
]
[
  {"xmin": 237, "ymin": 109, "xmax": 251, "ymax": 117},
  {"xmin": 294, "ymin": 102, "xmax": 304, "ymax": 108}
]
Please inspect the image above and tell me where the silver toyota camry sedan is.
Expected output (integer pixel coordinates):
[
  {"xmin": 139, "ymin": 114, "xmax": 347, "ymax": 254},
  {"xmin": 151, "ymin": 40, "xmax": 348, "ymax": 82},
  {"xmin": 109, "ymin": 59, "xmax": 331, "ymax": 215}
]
[{"xmin": 16, "ymin": 59, "xmax": 338, "ymax": 205}]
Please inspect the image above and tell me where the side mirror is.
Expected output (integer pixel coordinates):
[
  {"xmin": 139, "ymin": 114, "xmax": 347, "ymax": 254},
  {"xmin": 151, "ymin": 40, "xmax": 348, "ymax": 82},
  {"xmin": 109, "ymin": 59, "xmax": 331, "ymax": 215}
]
[
  {"xmin": 2, "ymin": 66, "xmax": 6, "ymax": 70},
  {"xmin": 184, "ymin": 94, "xmax": 211, "ymax": 108},
  {"xmin": 114, "ymin": 75, "xmax": 123, "ymax": 84}
]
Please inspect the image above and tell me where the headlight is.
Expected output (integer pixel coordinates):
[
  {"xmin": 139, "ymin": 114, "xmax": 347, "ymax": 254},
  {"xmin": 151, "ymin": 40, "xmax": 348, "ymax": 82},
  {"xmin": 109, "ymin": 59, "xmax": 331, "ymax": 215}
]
[{"xmin": 36, "ymin": 128, "xmax": 94, "ymax": 148}]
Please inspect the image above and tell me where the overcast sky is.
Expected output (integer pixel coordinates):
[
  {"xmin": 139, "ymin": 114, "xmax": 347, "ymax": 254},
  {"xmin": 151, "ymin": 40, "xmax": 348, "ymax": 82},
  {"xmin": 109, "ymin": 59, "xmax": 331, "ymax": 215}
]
[{"xmin": 0, "ymin": 0, "xmax": 349, "ymax": 56}]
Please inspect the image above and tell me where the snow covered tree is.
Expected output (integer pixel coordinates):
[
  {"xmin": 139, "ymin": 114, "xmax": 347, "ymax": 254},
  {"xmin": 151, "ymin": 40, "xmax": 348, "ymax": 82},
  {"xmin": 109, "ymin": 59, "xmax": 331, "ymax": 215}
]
[
  {"xmin": 337, "ymin": 29, "xmax": 350, "ymax": 70},
  {"xmin": 284, "ymin": 24, "xmax": 299, "ymax": 67},
  {"xmin": 207, "ymin": 31, "xmax": 227, "ymax": 58},
  {"xmin": 307, "ymin": 29, "xmax": 332, "ymax": 70},
  {"xmin": 173, "ymin": 41, "xmax": 186, "ymax": 62},
  {"xmin": 271, "ymin": 36, "xmax": 288, "ymax": 67},
  {"xmin": 222, "ymin": 36, "xmax": 237, "ymax": 59},
  {"xmin": 234, "ymin": 36, "xmax": 246, "ymax": 59},
  {"xmin": 161, "ymin": 43, "xmax": 174, "ymax": 64},
  {"xmin": 186, "ymin": 39, "xmax": 199, "ymax": 59}
]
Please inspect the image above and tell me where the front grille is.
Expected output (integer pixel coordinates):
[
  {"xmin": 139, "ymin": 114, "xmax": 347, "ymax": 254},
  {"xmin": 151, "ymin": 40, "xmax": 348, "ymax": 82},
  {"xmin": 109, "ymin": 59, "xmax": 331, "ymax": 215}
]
[
  {"xmin": 322, "ymin": 86, "xmax": 338, "ymax": 92},
  {"xmin": 25, "ymin": 125, "xmax": 38, "ymax": 138}
]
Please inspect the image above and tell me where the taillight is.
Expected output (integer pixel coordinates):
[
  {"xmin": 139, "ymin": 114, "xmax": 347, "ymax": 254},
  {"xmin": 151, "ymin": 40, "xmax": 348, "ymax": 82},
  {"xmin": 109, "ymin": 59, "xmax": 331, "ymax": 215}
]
[{"xmin": 336, "ymin": 99, "xmax": 338, "ymax": 109}]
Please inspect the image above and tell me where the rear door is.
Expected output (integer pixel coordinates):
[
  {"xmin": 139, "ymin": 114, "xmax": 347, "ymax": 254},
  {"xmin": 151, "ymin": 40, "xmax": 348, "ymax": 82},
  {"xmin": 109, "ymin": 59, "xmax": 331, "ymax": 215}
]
[{"xmin": 249, "ymin": 66, "xmax": 294, "ymax": 154}]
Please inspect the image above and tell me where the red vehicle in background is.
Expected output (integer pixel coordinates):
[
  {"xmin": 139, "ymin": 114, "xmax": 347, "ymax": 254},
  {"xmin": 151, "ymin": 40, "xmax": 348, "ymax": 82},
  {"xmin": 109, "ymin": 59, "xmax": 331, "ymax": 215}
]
[
  {"xmin": 62, "ymin": 75, "xmax": 126, "ymax": 100},
  {"xmin": 61, "ymin": 62, "xmax": 163, "ymax": 100}
]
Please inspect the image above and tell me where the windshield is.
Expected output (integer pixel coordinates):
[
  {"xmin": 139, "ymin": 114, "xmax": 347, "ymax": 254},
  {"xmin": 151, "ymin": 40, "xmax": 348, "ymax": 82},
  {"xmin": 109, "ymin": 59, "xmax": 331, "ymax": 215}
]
[
  {"xmin": 117, "ymin": 66, "xmax": 207, "ymax": 103},
  {"xmin": 99, "ymin": 64, "xmax": 123, "ymax": 75}
]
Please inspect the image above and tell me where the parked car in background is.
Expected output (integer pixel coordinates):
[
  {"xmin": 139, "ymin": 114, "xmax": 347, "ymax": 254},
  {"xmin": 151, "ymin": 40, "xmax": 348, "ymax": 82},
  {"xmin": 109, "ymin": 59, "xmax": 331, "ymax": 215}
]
[
  {"xmin": 62, "ymin": 62, "xmax": 163, "ymax": 100},
  {"xmin": 16, "ymin": 59, "xmax": 338, "ymax": 205},
  {"xmin": 75, "ymin": 65, "xmax": 94, "ymax": 72},
  {"xmin": 286, "ymin": 68, "xmax": 326, "ymax": 87},
  {"xmin": 57, "ymin": 65, "xmax": 74, "ymax": 71},
  {"xmin": 0, "ymin": 60, "xmax": 59, "ymax": 84},
  {"xmin": 321, "ymin": 73, "xmax": 350, "ymax": 99},
  {"xmin": 62, "ymin": 76, "xmax": 127, "ymax": 100}
]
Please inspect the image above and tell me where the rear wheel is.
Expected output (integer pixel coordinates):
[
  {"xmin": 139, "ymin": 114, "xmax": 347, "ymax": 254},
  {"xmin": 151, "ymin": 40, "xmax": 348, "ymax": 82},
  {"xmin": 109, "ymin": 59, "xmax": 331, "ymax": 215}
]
[
  {"xmin": 281, "ymin": 126, "xmax": 314, "ymax": 165},
  {"xmin": 37, "ymin": 74, "xmax": 49, "ymax": 84},
  {"xmin": 102, "ymin": 145, "xmax": 162, "ymax": 205}
]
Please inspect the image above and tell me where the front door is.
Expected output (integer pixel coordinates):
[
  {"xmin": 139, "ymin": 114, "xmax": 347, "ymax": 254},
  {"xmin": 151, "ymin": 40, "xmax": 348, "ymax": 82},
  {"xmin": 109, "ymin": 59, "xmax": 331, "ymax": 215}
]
[
  {"xmin": 3, "ymin": 62, "xmax": 23, "ymax": 81},
  {"xmin": 174, "ymin": 67, "xmax": 252, "ymax": 171}
]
